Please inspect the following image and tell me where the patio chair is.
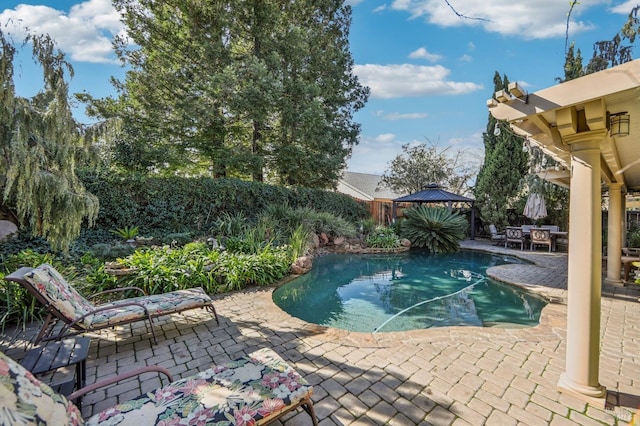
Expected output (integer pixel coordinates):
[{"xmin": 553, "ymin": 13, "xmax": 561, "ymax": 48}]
[
  {"xmin": 489, "ymin": 224, "xmax": 506, "ymax": 245},
  {"xmin": 0, "ymin": 347, "xmax": 318, "ymax": 426},
  {"xmin": 505, "ymin": 226, "xmax": 527, "ymax": 250},
  {"xmin": 530, "ymin": 228, "xmax": 553, "ymax": 252},
  {"xmin": 4, "ymin": 263, "xmax": 219, "ymax": 345}
]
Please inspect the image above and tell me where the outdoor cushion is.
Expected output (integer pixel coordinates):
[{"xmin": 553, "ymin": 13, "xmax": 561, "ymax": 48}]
[
  {"xmin": 0, "ymin": 347, "xmax": 315, "ymax": 425},
  {"xmin": 86, "ymin": 347, "xmax": 315, "ymax": 426},
  {"xmin": 84, "ymin": 287, "xmax": 213, "ymax": 328},
  {"xmin": 24, "ymin": 263, "xmax": 94, "ymax": 326},
  {"xmin": 0, "ymin": 351, "xmax": 84, "ymax": 425}
]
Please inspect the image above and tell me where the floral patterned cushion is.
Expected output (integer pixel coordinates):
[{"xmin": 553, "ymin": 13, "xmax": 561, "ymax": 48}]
[
  {"xmin": 24, "ymin": 264, "xmax": 94, "ymax": 325},
  {"xmin": 0, "ymin": 351, "xmax": 84, "ymax": 425},
  {"xmin": 86, "ymin": 287, "xmax": 213, "ymax": 327},
  {"xmin": 87, "ymin": 348, "xmax": 313, "ymax": 426}
]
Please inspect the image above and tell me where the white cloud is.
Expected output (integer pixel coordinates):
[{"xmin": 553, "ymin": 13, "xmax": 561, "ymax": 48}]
[
  {"xmin": 373, "ymin": 4, "xmax": 387, "ymax": 13},
  {"xmin": 389, "ymin": 0, "xmax": 602, "ymax": 39},
  {"xmin": 354, "ymin": 63, "xmax": 483, "ymax": 99},
  {"xmin": 610, "ymin": 1, "xmax": 638, "ymax": 14},
  {"xmin": 348, "ymin": 133, "xmax": 402, "ymax": 174},
  {"xmin": 458, "ymin": 54, "xmax": 472, "ymax": 62},
  {"xmin": 408, "ymin": 47, "xmax": 443, "ymax": 62},
  {"xmin": 0, "ymin": 0, "xmax": 123, "ymax": 63},
  {"xmin": 376, "ymin": 110, "xmax": 428, "ymax": 120}
]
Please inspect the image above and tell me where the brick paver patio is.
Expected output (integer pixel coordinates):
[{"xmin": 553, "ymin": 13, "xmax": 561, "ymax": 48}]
[{"xmin": 1, "ymin": 239, "xmax": 639, "ymax": 425}]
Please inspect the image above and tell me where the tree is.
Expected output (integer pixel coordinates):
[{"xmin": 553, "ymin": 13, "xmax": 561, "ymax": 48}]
[
  {"xmin": 380, "ymin": 141, "xmax": 478, "ymax": 195},
  {"xmin": 83, "ymin": 0, "xmax": 368, "ymax": 188},
  {"xmin": 586, "ymin": 5, "xmax": 638, "ymax": 73},
  {"xmin": 557, "ymin": 42, "xmax": 585, "ymax": 82},
  {"xmin": 473, "ymin": 72, "xmax": 528, "ymax": 229},
  {"xmin": 0, "ymin": 30, "xmax": 98, "ymax": 251}
]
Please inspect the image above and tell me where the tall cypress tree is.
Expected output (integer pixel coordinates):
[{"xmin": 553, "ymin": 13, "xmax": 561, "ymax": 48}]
[{"xmin": 474, "ymin": 72, "xmax": 528, "ymax": 229}]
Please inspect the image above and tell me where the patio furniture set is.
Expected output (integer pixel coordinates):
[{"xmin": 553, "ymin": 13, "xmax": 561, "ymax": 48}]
[
  {"xmin": 490, "ymin": 224, "xmax": 567, "ymax": 252},
  {"xmin": 1, "ymin": 263, "xmax": 318, "ymax": 425}
]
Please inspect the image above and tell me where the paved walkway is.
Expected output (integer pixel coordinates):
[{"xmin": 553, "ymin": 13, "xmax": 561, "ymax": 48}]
[{"xmin": 2, "ymin": 240, "xmax": 640, "ymax": 425}]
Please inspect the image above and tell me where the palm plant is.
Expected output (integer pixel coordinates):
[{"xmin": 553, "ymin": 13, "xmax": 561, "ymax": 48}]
[{"xmin": 401, "ymin": 206, "xmax": 467, "ymax": 253}]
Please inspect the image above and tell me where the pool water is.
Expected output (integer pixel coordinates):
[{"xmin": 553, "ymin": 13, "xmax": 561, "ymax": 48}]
[{"xmin": 273, "ymin": 250, "xmax": 547, "ymax": 333}]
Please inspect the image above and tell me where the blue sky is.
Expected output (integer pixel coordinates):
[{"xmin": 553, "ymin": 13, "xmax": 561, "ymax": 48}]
[{"xmin": 1, "ymin": 0, "xmax": 637, "ymax": 175}]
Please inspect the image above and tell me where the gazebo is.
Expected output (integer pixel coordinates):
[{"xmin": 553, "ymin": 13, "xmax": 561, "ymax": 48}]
[{"xmin": 391, "ymin": 184, "xmax": 476, "ymax": 239}]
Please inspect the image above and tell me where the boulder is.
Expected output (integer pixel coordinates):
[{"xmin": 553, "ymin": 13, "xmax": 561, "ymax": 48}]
[
  {"xmin": 291, "ymin": 256, "xmax": 313, "ymax": 275},
  {"xmin": 0, "ymin": 220, "xmax": 18, "ymax": 241}
]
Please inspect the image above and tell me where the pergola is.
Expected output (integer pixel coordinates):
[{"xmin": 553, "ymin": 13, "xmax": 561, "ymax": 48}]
[
  {"xmin": 391, "ymin": 184, "xmax": 476, "ymax": 239},
  {"xmin": 487, "ymin": 59, "xmax": 640, "ymax": 407}
]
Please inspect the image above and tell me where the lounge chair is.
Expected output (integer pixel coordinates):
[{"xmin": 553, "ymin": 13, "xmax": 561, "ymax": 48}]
[
  {"xmin": 4, "ymin": 263, "xmax": 218, "ymax": 344},
  {"xmin": 0, "ymin": 347, "xmax": 318, "ymax": 425},
  {"xmin": 489, "ymin": 224, "xmax": 506, "ymax": 245}
]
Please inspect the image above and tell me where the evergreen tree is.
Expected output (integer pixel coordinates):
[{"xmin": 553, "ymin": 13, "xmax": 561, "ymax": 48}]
[
  {"xmin": 82, "ymin": 0, "xmax": 368, "ymax": 188},
  {"xmin": 474, "ymin": 72, "xmax": 528, "ymax": 229},
  {"xmin": 0, "ymin": 31, "xmax": 98, "ymax": 251}
]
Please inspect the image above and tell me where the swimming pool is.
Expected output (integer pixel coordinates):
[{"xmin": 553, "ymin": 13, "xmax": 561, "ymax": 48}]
[{"xmin": 273, "ymin": 250, "xmax": 547, "ymax": 332}]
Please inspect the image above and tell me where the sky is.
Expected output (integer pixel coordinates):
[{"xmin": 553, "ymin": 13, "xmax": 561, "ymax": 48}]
[{"xmin": 1, "ymin": 0, "xmax": 637, "ymax": 175}]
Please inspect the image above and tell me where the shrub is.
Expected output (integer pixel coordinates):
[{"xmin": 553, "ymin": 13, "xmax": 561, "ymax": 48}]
[
  {"xmin": 366, "ymin": 226, "xmax": 401, "ymax": 249},
  {"xmin": 0, "ymin": 250, "xmax": 61, "ymax": 330},
  {"xmin": 400, "ymin": 206, "xmax": 467, "ymax": 253}
]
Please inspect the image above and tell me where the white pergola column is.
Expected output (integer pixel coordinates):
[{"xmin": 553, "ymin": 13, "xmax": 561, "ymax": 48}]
[
  {"xmin": 557, "ymin": 136, "xmax": 606, "ymax": 407},
  {"xmin": 606, "ymin": 183, "xmax": 623, "ymax": 283}
]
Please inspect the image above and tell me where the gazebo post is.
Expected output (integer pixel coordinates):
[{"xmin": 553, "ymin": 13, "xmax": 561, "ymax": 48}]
[{"xmin": 470, "ymin": 203, "xmax": 475, "ymax": 240}]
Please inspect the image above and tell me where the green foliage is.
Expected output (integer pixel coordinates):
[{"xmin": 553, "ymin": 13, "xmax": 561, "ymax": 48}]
[
  {"xmin": 0, "ymin": 30, "xmax": 99, "ymax": 251},
  {"xmin": 259, "ymin": 203, "xmax": 357, "ymax": 239},
  {"xmin": 84, "ymin": 1, "xmax": 368, "ymax": 188},
  {"xmin": 212, "ymin": 248, "xmax": 290, "ymax": 291},
  {"xmin": 87, "ymin": 243, "xmax": 136, "ymax": 261},
  {"xmin": 359, "ymin": 218, "xmax": 377, "ymax": 237},
  {"xmin": 366, "ymin": 227, "xmax": 401, "ymax": 249},
  {"xmin": 288, "ymin": 225, "xmax": 312, "ymax": 263},
  {"xmin": 212, "ymin": 212, "xmax": 250, "ymax": 239},
  {"xmin": 119, "ymin": 243, "xmax": 220, "ymax": 294},
  {"xmin": 79, "ymin": 172, "xmax": 367, "ymax": 235},
  {"xmin": 400, "ymin": 206, "xmax": 467, "ymax": 253},
  {"xmin": 160, "ymin": 233, "xmax": 192, "ymax": 247},
  {"xmin": 381, "ymin": 142, "xmax": 479, "ymax": 195},
  {"xmin": 628, "ymin": 227, "xmax": 640, "ymax": 248},
  {"xmin": 474, "ymin": 72, "xmax": 529, "ymax": 230},
  {"xmin": 110, "ymin": 226, "xmax": 139, "ymax": 240},
  {"xmin": 0, "ymin": 250, "xmax": 59, "ymax": 329}
]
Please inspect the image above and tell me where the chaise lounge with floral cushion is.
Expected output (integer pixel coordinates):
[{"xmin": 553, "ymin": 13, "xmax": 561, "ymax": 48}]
[
  {"xmin": 4, "ymin": 263, "xmax": 219, "ymax": 344},
  {"xmin": 0, "ymin": 347, "xmax": 318, "ymax": 425}
]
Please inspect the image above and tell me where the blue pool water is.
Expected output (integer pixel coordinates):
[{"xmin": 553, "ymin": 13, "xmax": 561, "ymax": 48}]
[{"xmin": 273, "ymin": 250, "xmax": 547, "ymax": 332}]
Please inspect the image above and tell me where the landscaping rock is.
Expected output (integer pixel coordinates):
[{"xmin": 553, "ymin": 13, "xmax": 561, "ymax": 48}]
[
  {"xmin": 291, "ymin": 256, "xmax": 313, "ymax": 275},
  {"xmin": 0, "ymin": 220, "xmax": 18, "ymax": 241}
]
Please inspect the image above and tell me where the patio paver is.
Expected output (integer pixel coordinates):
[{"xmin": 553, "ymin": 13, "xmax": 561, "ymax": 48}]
[{"xmin": 1, "ymin": 239, "xmax": 639, "ymax": 425}]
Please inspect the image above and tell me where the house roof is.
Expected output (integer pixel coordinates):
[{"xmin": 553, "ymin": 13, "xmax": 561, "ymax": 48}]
[
  {"xmin": 337, "ymin": 171, "xmax": 406, "ymax": 201},
  {"xmin": 393, "ymin": 184, "xmax": 475, "ymax": 203}
]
